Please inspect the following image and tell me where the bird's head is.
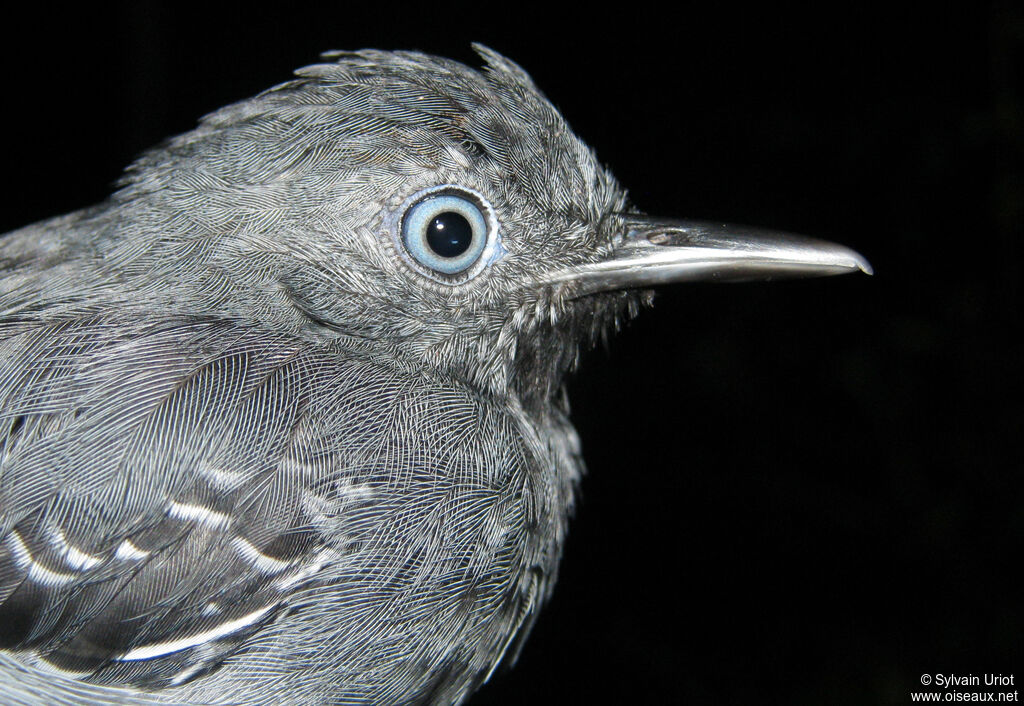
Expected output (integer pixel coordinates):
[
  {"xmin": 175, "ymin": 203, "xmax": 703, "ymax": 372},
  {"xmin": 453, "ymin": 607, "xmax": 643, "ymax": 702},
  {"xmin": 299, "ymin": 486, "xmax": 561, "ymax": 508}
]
[{"xmin": 104, "ymin": 45, "xmax": 868, "ymax": 404}]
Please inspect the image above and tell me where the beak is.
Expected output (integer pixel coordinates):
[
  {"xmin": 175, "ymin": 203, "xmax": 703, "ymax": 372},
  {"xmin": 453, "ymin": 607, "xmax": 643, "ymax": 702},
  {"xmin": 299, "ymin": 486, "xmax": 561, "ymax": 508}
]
[{"xmin": 545, "ymin": 217, "xmax": 873, "ymax": 297}]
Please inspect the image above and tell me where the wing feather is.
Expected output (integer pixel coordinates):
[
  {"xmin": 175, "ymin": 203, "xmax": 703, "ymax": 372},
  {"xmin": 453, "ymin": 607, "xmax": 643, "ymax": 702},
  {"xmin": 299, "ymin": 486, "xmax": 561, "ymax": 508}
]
[{"xmin": 0, "ymin": 317, "xmax": 330, "ymax": 686}]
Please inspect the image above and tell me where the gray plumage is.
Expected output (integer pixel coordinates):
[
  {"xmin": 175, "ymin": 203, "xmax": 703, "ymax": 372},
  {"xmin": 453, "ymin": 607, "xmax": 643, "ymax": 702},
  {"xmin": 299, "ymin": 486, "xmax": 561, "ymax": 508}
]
[{"xmin": 0, "ymin": 46, "xmax": 869, "ymax": 705}]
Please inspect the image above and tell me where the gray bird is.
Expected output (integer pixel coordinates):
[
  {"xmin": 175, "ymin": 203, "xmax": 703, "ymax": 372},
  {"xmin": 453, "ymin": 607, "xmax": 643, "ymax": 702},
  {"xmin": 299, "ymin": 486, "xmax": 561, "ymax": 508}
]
[{"xmin": 0, "ymin": 46, "xmax": 869, "ymax": 705}]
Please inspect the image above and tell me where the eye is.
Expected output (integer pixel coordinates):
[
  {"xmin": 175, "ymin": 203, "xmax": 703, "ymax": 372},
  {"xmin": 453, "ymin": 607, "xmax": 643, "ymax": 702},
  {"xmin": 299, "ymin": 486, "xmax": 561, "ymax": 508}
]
[{"xmin": 397, "ymin": 187, "xmax": 499, "ymax": 282}]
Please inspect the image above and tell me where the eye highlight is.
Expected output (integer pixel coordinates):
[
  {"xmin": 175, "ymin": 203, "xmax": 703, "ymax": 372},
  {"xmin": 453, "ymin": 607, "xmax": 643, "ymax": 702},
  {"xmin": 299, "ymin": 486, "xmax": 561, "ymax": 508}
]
[{"xmin": 396, "ymin": 186, "xmax": 499, "ymax": 283}]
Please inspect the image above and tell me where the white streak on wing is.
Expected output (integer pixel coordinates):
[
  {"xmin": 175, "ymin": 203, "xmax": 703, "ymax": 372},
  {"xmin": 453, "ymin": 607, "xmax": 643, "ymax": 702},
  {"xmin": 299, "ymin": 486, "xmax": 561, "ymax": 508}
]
[
  {"xmin": 196, "ymin": 461, "xmax": 246, "ymax": 491},
  {"xmin": 5, "ymin": 530, "xmax": 78, "ymax": 586},
  {"xmin": 167, "ymin": 501, "xmax": 231, "ymax": 529},
  {"xmin": 274, "ymin": 548, "xmax": 339, "ymax": 591},
  {"xmin": 47, "ymin": 528, "xmax": 102, "ymax": 571},
  {"xmin": 337, "ymin": 478, "xmax": 374, "ymax": 502},
  {"xmin": 117, "ymin": 604, "xmax": 276, "ymax": 661},
  {"xmin": 231, "ymin": 537, "xmax": 292, "ymax": 574},
  {"xmin": 169, "ymin": 662, "xmax": 206, "ymax": 686},
  {"xmin": 115, "ymin": 539, "xmax": 150, "ymax": 561},
  {"xmin": 63, "ymin": 544, "xmax": 102, "ymax": 571},
  {"xmin": 27, "ymin": 561, "xmax": 77, "ymax": 587},
  {"xmin": 4, "ymin": 531, "xmax": 32, "ymax": 568}
]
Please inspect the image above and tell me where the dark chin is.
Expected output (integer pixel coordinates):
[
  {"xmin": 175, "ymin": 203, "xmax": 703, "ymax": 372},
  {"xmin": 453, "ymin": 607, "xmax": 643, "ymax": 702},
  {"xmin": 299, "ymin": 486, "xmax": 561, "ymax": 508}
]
[{"xmin": 511, "ymin": 289, "xmax": 651, "ymax": 408}]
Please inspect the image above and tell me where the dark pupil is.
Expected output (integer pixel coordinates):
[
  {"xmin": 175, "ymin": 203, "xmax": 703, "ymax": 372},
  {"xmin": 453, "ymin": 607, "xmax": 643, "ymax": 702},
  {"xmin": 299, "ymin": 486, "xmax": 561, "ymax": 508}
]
[{"xmin": 426, "ymin": 212, "xmax": 473, "ymax": 258}]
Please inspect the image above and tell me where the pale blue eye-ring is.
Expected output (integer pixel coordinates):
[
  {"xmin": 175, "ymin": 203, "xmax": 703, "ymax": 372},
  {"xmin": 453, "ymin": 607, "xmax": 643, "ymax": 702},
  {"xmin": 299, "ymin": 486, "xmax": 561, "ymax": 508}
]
[{"xmin": 394, "ymin": 185, "xmax": 500, "ymax": 283}]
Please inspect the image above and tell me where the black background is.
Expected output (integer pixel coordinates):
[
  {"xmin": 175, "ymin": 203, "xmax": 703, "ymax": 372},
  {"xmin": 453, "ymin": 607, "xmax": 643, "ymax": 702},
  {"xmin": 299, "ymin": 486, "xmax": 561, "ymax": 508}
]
[{"xmin": 1, "ymin": 3, "xmax": 1020, "ymax": 704}]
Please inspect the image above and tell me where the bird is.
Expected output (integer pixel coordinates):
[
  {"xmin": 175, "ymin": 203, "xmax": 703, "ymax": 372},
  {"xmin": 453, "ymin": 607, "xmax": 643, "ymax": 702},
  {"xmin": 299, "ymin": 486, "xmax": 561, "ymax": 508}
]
[{"xmin": 0, "ymin": 45, "xmax": 870, "ymax": 705}]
